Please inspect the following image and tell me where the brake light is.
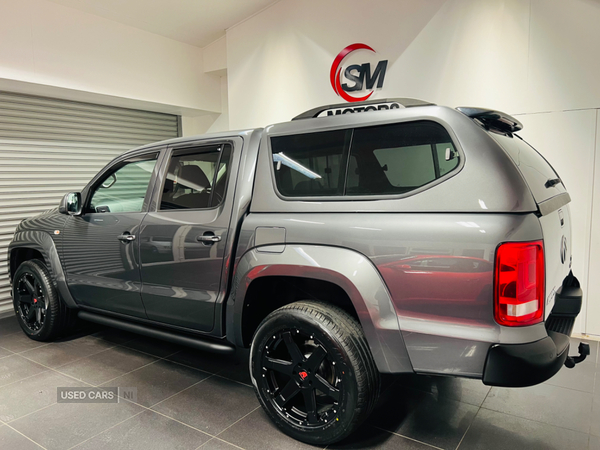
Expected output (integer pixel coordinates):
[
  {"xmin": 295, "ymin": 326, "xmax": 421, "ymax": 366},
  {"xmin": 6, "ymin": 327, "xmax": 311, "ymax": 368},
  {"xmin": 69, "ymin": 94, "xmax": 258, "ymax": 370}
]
[{"xmin": 494, "ymin": 241, "xmax": 544, "ymax": 326}]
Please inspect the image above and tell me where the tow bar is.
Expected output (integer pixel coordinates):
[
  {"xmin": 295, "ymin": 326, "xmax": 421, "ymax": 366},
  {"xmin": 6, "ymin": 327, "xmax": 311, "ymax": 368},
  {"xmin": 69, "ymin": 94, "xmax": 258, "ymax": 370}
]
[{"xmin": 564, "ymin": 342, "xmax": 590, "ymax": 368}]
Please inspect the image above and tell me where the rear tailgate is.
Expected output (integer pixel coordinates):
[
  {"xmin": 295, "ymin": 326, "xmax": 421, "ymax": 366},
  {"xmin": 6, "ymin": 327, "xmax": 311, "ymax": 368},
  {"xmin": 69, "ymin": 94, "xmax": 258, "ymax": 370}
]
[{"xmin": 489, "ymin": 133, "xmax": 572, "ymax": 319}]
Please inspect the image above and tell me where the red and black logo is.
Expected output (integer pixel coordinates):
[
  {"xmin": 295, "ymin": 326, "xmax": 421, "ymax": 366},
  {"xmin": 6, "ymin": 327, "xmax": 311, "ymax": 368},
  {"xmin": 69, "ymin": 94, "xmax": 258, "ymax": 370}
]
[{"xmin": 330, "ymin": 43, "xmax": 388, "ymax": 103}]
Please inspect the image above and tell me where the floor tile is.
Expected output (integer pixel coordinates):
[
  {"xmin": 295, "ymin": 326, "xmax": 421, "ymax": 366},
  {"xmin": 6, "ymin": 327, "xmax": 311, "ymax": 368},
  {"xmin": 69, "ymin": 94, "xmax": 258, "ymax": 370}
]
[
  {"xmin": 591, "ymin": 394, "xmax": 599, "ymax": 437},
  {"xmin": 368, "ymin": 384, "xmax": 478, "ymax": 450},
  {"xmin": 10, "ymin": 399, "xmax": 143, "ymax": 450},
  {"xmin": 0, "ymin": 354, "xmax": 47, "ymax": 388},
  {"xmin": 458, "ymin": 408, "xmax": 590, "ymax": 450},
  {"xmin": 199, "ymin": 438, "xmax": 245, "ymax": 449},
  {"xmin": 330, "ymin": 425, "xmax": 436, "ymax": 449},
  {"xmin": 0, "ymin": 331, "xmax": 50, "ymax": 354},
  {"xmin": 89, "ymin": 326, "xmax": 138, "ymax": 345},
  {"xmin": 121, "ymin": 336, "xmax": 183, "ymax": 358},
  {"xmin": 57, "ymin": 345, "xmax": 158, "ymax": 386},
  {"xmin": 482, "ymin": 383, "xmax": 592, "ymax": 434},
  {"xmin": 20, "ymin": 335, "xmax": 117, "ymax": 368},
  {"xmin": 394, "ymin": 373, "xmax": 491, "ymax": 407},
  {"xmin": 0, "ymin": 317, "xmax": 23, "ymax": 337},
  {"xmin": 153, "ymin": 375, "xmax": 259, "ymax": 435},
  {"xmin": 217, "ymin": 408, "xmax": 317, "ymax": 450},
  {"xmin": 0, "ymin": 346, "xmax": 13, "ymax": 359},
  {"xmin": 73, "ymin": 409, "xmax": 210, "ymax": 450},
  {"xmin": 0, "ymin": 370, "xmax": 86, "ymax": 422},
  {"xmin": 100, "ymin": 359, "xmax": 209, "ymax": 407},
  {"xmin": 0, "ymin": 424, "xmax": 43, "ymax": 449}
]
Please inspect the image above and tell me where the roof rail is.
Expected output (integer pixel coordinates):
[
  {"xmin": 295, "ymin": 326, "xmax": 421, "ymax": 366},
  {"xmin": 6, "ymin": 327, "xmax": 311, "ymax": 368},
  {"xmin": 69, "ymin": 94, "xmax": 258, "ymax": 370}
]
[
  {"xmin": 456, "ymin": 107, "xmax": 523, "ymax": 133},
  {"xmin": 292, "ymin": 98, "xmax": 435, "ymax": 120}
]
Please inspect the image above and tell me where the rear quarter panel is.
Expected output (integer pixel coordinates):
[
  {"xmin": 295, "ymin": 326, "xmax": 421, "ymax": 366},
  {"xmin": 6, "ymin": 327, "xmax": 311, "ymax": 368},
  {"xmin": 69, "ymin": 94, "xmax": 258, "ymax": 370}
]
[{"xmin": 237, "ymin": 212, "xmax": 547, "ymax": 377}]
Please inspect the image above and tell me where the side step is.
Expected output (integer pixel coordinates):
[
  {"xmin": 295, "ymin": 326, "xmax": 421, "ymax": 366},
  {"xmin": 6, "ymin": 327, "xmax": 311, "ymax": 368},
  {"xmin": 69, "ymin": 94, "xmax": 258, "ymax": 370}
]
[{"xmin": 78, "ymin": 311, "xmax": 236, "ymax": 355}]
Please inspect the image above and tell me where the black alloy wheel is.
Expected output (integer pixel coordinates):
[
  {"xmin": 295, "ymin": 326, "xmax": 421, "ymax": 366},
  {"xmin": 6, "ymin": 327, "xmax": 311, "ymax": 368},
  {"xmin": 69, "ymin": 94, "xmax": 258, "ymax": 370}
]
[
  {"xmin": 251, "ymin": 301, "xmax": 380, "ymax": 445},
  {"xmin": 259, "ymin": 328, "xmax": 341, "ymax": 428},
  {"xmin": 15, "ymin": 271, "xmax": 47, "ymax": 332},
  {"xmin": 12, "ymin": 259, "xmax": 76, "ymax": 341}
]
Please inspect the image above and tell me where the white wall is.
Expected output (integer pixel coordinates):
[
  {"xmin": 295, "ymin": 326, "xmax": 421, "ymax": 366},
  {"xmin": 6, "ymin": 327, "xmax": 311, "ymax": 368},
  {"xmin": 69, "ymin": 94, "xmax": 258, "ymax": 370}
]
[
  {"xmin": 588, "ymin": 112, "xmax": 600, "ymax": 335},
  {"xmin": 0, "ymin": 0, "xmax": 221, "ymax": 116},
  {"xmin": 225, "ymin": 0, "xmax": 600, "ymax": 334}
]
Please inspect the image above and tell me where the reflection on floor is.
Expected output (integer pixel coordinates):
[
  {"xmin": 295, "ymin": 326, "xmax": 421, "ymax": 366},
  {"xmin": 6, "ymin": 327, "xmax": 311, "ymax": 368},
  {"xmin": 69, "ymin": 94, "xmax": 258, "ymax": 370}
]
[{"xmin": 0, "ymin": 315, "xmax": 598, "ymax": 450}]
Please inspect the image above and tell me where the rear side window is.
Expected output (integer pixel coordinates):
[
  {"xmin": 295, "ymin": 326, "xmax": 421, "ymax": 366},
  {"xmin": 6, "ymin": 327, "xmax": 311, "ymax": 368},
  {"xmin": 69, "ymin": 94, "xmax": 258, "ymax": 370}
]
[
  {"xmin": 160, "ymin": 144, "xmax": 231, "ymax": 210},
  {"xmin": 271, "ymin": 130, "xmax": 350, "ymax": 197},
  {"xmin": 272, "ymin": 121, "xmax": 459, "ymax": 198}
]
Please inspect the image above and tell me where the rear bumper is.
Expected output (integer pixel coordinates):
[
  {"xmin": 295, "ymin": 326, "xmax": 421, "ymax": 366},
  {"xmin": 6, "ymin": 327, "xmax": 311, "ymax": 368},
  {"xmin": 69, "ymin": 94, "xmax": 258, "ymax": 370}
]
[
  {"xmin": 482, "ymin": 275, "xmax": 582, "ymax": 388},
  {"xmin": 482, "ymin": 331, "xmax": 570, "ymax": 387}
]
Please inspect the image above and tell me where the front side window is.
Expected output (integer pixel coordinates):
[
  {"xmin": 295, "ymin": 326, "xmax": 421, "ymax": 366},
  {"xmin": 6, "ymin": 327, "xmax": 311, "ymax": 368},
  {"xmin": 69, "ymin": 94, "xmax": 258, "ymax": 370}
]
[
  {"xmin": 271, "ymin": 121, "xmax": 459, "ymax": 198},
  {"xmin": 160, "ymin": 145, "xmax": 231, "ymax": 210},
  {"xmin": 89, "ymin": 154, "xmax": 158, "ymax": 213}
]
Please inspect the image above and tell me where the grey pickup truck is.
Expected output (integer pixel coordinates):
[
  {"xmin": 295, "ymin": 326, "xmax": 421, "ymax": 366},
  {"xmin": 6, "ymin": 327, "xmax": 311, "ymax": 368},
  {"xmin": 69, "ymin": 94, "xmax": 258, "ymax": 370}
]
[{"xmin": 7, "ymin": 98, "xmax": 589, "ymax": 444}]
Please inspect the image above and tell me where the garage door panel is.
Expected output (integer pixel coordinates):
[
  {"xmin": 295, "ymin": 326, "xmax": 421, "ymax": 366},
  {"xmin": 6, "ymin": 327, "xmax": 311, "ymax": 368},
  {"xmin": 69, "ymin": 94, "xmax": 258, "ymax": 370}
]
[{"xmin": 0, "ymin": 91, "xmax": 179, "ymax": 314}]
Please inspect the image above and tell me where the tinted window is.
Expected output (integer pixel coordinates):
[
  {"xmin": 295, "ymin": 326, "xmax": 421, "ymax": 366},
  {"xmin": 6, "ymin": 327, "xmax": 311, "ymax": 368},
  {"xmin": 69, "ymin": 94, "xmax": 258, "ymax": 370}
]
[
  {"xmin": 348, "ymin": 121, "xmax": 459, "ymax": 195},
  {"xmin": 271, "ymin": 130, "xmax": 350, "ymax": 197},
  {"xmin": 160, "ymin": 145, "xmax": 231, "ymax": 210},
  {"xmin": 89, "ymin": 154, "xmax": 158, "ymax": 213}
]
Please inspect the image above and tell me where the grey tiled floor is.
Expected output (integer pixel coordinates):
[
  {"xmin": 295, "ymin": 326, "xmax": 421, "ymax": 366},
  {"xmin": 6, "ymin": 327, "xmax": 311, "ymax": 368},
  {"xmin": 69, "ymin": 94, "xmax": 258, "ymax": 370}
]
[{"xmin": 0, "ymin": 315, "xmax": 598, "ymax": 450}]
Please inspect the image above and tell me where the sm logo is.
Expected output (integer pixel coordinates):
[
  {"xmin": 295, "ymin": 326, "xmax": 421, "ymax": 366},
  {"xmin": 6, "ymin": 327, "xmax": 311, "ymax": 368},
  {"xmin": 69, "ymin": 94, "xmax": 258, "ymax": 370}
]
[{"xmin": 330, "ymin": 43, "xmax": 388, "ymax": 103}]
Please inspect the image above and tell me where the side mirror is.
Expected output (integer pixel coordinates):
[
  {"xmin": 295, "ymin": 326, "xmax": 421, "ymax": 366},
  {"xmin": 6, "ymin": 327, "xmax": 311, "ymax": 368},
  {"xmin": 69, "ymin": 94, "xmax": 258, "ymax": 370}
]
[{"xmin": 59, "ymin": 192, "xmax": 82, "ymax": 216}]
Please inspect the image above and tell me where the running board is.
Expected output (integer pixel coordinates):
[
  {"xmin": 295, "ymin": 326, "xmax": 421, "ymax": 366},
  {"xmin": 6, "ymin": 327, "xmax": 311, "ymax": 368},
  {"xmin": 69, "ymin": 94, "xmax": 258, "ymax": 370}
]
[{"xmin": 78, "ymin": 311, "xmax": 236, "ymax": 355}]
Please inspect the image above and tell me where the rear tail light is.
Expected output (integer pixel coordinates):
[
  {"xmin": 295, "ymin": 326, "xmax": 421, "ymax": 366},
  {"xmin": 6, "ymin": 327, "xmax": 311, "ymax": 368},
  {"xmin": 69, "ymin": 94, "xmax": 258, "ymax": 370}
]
[{"xmin": 494, "ymin": 241, "xmax": 544, "ymax": 326}]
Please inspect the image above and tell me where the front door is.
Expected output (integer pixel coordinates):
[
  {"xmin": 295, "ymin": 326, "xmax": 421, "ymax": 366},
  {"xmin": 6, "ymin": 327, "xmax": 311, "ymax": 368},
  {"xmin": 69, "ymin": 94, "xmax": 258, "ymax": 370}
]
[
  {"xmin": 62, "ymin": 152, "xmax": 160, "ymax": 318},
  {"xmin": 139, "ymin": 143, "xmax": 235, "ymax": 331}
]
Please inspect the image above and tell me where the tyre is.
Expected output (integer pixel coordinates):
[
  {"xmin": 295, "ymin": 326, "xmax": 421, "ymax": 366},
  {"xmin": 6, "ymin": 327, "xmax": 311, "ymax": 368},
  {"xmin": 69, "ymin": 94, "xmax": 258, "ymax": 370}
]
[
  {"xmin": 12, "ymin": 259, "xmax": 76, "ymax": 341},
  {"xmin": 250, "ymin": 301, "xmax": 380, "ymax": 445}
]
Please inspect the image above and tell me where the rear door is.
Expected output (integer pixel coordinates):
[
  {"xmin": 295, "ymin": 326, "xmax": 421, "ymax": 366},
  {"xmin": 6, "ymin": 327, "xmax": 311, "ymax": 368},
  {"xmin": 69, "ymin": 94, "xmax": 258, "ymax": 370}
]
[
  {"xmin": 490, "ymin": 133, "xmax": 572, "ymax": 317},
  {"xmin": 139, "ymin": 140, "xmax": 238, "ymax": 332}
]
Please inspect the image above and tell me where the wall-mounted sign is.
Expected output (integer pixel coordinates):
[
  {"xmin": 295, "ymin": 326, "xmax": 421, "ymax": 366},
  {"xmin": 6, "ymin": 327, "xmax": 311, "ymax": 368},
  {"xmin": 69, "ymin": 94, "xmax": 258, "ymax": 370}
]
[{"xmin": 330, "ymin": 43, "xmax": 388, "ymax": 103}]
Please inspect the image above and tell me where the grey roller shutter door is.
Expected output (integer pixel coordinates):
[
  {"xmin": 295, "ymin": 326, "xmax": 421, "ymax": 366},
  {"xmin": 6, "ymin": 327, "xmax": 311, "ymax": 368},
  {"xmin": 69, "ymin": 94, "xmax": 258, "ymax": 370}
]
[{"xmin": 0, "ymin": 91, "xmax": 180, "ymax": 314}]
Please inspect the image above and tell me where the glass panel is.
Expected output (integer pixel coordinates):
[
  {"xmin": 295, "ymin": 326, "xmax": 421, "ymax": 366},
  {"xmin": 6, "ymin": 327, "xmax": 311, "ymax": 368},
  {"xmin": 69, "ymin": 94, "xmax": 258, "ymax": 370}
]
[
  {"xmin": 348, "ymin": 121, "xmax": 458, "ymax": 195},
  {"xmin": 271, "ymin": 130, "xmax": 348, "ymax": 197},
  {"xmin": 89, "ymin": 155, "xmax": 157, "ymax": 213},
  {"xmin": 160, "ymin": 147, "xmax": 226, "ymax": 210},
  {"xmin": 210, "ymin": 145, "xmax": 231, "ymax": 207}
]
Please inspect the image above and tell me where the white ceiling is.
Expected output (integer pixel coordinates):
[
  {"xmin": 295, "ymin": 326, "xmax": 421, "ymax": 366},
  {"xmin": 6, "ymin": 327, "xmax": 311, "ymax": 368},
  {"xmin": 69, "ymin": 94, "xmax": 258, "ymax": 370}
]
[{"xmin": 45, "ymin": 0, "xmax": 279, "ymax": 48}]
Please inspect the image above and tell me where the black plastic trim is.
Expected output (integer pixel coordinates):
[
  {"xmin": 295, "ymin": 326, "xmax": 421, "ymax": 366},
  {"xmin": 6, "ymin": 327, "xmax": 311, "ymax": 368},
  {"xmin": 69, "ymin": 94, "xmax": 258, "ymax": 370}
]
[
  {"xmin": 538, "ymin": 192, "xmax": 572, "ymax": 216},
  {"xmin": 482, "ymin": 331, "xmax": 570, "ymax": 387},
  {"xmin": 78, "ymin": 311, "xmax": 235, "ymax": 355},
  {"xmin": 456, "ymin": 107, "xmax": 523, "ymax": 133},
  {"xmin": 292, "ymin": 98, "xmax": 435, "ymax": 120}
]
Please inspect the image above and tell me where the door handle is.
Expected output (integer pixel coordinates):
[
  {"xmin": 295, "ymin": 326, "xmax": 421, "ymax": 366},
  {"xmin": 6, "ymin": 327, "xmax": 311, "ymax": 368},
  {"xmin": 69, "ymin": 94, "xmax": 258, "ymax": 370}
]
[
  {"xmin": 196, "ymin": 233, "xmax": 222, "ymax": 245},
  {"xmin": 117, "ymin": 233, "xmax": 136, "ymax": 243}
]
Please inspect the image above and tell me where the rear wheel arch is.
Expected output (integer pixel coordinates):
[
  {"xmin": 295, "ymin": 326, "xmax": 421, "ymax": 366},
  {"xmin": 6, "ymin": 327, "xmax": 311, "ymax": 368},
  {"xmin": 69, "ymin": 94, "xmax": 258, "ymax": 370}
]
[
  {"xmin": 227, "ymin": 245, "xmax": 413, "ymax": 373},
  {"xmin": 240, "ymin": 275, "xmax": 359, "ymax": 346}
]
